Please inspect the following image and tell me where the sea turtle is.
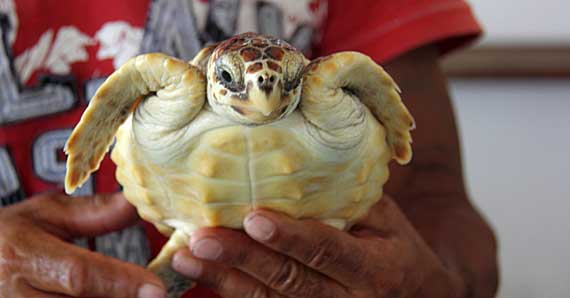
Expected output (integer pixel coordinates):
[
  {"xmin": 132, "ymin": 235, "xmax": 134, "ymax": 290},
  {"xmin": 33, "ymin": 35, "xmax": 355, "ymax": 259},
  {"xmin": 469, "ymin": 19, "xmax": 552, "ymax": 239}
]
[{"xmin": 64, "ymin": 32, "xmax": 414, "ymax": 297}]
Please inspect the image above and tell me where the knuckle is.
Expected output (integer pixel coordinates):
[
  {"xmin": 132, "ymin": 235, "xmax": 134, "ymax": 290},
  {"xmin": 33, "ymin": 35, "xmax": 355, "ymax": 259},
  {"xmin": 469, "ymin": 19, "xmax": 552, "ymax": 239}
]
[
  {"xmin": 206, "ymin": 269, "xmax": 229, "ymax": 291},
  {"xmin": 0, "ymin": 222, "xmax": 26, "ymax": 280},
  {"xmin": 268, "ymin": 260, "xmax": 319, "ymax": 297},
  {"xmin": 249, "ymin": 286, "xmax": 286, "ymax": 298},
  {"xmin": 249, "ymin": 285, "xmax": 271, "ymax": 298},
  {"xmin": 60, "ymin": 256, "xmax": 89, "ymax": 296},
  {"xmin": 305, "ymin": 237, "xmax": 342, "ymax": 271},
  {"xmin": 0, "ymin": 243, "xmax": 17, "ymax": 279},
  {"xmin": 268, "ymin": 259, "xmax": 305, "ymax": 294}
]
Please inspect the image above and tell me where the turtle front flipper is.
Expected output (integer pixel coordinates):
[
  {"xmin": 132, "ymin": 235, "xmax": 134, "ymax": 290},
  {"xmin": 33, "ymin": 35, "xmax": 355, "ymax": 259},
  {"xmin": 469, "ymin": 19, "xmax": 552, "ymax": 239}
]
[
  {"xmin": 301, "ymin": 52, "xmax": 414, "ymax": 164},
  {"xmin": 149, "ymin": 230, "xmax": 194, "ymax": 298},
  {"xmin": 64, "ymin": 53, "xmax": 205, "ymax": 194},
  {"xmin": 190, "ymin": 41, "xmax": 220, "ymax": 71}
]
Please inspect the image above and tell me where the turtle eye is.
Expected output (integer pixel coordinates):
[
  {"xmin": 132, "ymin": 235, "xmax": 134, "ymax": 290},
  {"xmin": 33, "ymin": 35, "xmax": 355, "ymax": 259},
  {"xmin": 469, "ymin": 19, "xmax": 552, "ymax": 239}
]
[
  {"xmin": 221, "ymin": 70, "xmax": 233, "ymax": 84},
  {"xmin": 215, "ymin": 58, "xmax": 244, "ymax": 92}
]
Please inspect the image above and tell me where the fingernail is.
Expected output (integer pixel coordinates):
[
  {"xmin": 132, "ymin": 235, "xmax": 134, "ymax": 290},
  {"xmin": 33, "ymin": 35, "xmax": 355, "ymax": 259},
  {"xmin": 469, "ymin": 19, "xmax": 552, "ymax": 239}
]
[
  {"xmin": 244, "ymin": 214, "xmax": 275, "ymax": 241},
  {"xmin": 138, "ymin": 283, "xmax": 166, "ymax": 298},
  {"xmin": 192, "ymin": 238, "xmax": 223, "ymax": 260},
  {"xmin": 172, "ymin": 252, "xmax": 203, "ymax": 279}
]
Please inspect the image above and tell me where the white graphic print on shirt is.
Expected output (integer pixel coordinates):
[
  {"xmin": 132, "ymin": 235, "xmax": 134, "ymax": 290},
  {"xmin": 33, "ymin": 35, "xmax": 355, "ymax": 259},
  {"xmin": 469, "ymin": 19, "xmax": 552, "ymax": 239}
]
[
  {"xmin": 0, "ymin": 0, "xmax": 326, "ymax": 266},
  {"xmin": 96, "ymin": 21, "xmax": 144, "ymax": 69},
  {"xmin": 16, "ymin": 27, "xmax": 94, "ymax": 82}
]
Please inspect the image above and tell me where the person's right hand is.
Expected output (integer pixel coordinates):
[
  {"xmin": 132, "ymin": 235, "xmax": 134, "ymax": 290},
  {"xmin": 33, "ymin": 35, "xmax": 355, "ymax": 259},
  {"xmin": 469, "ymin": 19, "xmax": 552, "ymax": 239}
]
[{"xmin": 0, "ymin": 192, "xmax": 166, "ymax": 298}]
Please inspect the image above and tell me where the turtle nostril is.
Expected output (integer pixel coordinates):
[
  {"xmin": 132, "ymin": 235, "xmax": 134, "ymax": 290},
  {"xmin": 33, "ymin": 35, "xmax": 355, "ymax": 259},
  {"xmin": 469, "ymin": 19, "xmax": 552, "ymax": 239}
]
[{"xmin": 257, "ymin": 74, "xmax": 275, "ymax": 88}]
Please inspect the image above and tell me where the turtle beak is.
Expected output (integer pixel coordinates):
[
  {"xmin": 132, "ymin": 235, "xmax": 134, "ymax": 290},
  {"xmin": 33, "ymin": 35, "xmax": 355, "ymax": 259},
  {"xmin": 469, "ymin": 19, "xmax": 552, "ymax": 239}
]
[{"xmin": 249, "ymin": 72, "xmax": 281, "ymax": 117}]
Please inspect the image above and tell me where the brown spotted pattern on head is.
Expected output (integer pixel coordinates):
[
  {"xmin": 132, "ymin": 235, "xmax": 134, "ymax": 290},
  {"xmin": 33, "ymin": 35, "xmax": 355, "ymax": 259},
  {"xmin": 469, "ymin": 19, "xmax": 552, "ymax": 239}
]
[
  {"xmin": 251, "ymin": 38, "xmax": 268, "ymax": 48},
  {"xmin": 210, "ymin": 32, "xmax": 298, "ymax": 76},
  {"xmin": 206, "ymin": 32, "xmax": 306, "ymax": 125},
  {"xmin": 246, "ymin": 62, "xmax": 263, "ymax": 74},
  {"xmin": 240, "ymin": 48, "xmax": 262, "ymax": 62},
  {"xmin": 265, "ymin": 47, "xmax": 285, "ymax": 61},
  {"xmin": 267, "ymin": 61, "xmax": 282, "ymax": 73}
]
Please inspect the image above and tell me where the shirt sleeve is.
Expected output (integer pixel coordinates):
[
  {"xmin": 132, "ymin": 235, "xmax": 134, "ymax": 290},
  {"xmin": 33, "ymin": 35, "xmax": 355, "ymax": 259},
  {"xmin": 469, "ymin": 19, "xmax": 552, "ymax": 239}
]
[{"xmin": 316, "ymin": 0, "xmax": 483, "ymax": 63}]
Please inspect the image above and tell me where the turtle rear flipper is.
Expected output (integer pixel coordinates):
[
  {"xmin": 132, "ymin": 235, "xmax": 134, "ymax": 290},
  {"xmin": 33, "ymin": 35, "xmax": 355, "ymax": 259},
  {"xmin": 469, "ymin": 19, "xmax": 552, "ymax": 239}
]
[{"xmin": 148, "ymin": 230, "xmax": 194, "ymax": 298}]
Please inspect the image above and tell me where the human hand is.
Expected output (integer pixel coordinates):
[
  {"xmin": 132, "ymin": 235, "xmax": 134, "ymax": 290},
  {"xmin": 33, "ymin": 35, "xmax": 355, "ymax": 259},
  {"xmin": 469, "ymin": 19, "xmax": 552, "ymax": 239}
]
[
  {"xmin": 172, "ymin": 196, "xmax": 464, "ymax": 298},
  {"xmin": 0, "ymin": 192, "xmax": 166, "ymax": 298}
]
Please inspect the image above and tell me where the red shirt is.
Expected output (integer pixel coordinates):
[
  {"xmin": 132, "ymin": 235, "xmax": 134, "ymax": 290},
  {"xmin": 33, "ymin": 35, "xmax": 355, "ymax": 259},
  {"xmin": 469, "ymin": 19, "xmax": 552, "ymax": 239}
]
[{"xmin": 0, "ymin": 0, "xmax": 480, "ymax": 297}]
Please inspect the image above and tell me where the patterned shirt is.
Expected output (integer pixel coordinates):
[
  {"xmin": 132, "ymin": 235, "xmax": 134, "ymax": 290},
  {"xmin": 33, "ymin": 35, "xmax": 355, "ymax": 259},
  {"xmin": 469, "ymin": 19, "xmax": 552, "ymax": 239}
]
[{"xmin": 0, "ymin": 0, "xmax": 481, "ymax": 296}]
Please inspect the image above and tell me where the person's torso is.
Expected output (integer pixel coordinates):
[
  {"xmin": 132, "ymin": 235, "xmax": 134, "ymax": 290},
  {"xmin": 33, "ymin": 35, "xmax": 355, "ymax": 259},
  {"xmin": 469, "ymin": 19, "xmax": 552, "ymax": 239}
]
[{"xmin": 0, "ymin": 1, "xmax": 327, "ymax": 296}]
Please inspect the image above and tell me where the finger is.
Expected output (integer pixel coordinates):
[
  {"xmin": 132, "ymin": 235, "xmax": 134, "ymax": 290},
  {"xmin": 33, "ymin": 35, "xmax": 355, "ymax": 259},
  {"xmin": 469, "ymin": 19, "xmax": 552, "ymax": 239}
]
[
  {"xmin": 24, "ymin": 192, "xmax": 139, "ymax": 238},
  {"xmin": 243, "ymin": 210, "xmax": 373, "ymax": 287},
  {"xmin": 25, "ymin": 291, "xmax": 71, "ymax": 298},
  {"xmin": 17, "ymin": 282, "xmax": 72, "ymax": 298},
  {"xmin": 18, "ymin": 229, "xmax": 165, "ymax": 298},
  {"xmin": 189, "ymin": 228, "xmax": 349, "ymax": 297},
  {"xmin": 4, "ymin": 278, "xmax": 72, "ymax": 298},
  {"xmin": 172, "ymin": 249, "xmax": 282, "ymax": 298}
]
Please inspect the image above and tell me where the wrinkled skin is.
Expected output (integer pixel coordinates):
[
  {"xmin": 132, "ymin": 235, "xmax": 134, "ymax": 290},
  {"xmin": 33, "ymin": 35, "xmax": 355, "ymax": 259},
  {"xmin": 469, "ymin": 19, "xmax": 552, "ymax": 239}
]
[
  {"xmin": 170, "ymin": 45, "xmax": 498, "ymax": 298},
  {"xmin": 0, "ymin": 45, "xmax": 497, "ymax": 298},
  {"xmin": 0, "ymin": 193, "xmax": 166, "ymax": 298},
  {"xmin": 173, "ymin": 196, "xmax": 461, "ymax": 298}
]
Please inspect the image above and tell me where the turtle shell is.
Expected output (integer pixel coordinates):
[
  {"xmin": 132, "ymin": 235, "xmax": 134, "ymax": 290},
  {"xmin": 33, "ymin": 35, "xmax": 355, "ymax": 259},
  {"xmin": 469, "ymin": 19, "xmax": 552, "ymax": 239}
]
[{"xmin": 111, "ymin": 108, "xmax": 391, "ymax": 234}]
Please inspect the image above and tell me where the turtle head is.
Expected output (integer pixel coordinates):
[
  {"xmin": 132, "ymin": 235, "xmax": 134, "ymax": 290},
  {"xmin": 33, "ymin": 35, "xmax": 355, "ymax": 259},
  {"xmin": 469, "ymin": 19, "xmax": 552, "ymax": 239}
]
[{"xmin": 206, "ymin": 33, "xmax": 305, "ymax": 125}]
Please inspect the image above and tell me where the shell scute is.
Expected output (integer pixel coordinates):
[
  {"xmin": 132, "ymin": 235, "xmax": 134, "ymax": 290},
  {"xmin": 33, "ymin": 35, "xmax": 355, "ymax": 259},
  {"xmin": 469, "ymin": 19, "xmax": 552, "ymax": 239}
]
[
  {"xmin": 249, "ymin": 126, "xmax": 291, "ymax": 153},
  {"xmin": 114, "ymin": 110, "xmax": 392, "ymax": 232},
  {"xmin": 253, "ymin": 149, "xmax": 306, "ymax": 177},
  {"xmin": 170, "ymin": 196, "xmax": 202, "ymax": 218},
  {"xmin": 201, "ymin": 204, "xmax": 250, "ymax": 228},
  {"xmin": 186, "ymin": 147, "xmax": 247, "ymax": 180},
  {"xmin": 201, "ymin": 126, "xmax": 247, "ymax": 155},
  {"xmin": 179, "ymin": 175, "xmax": 248, "ymax": 204},
  {"xmin": 255, "ymin": 178, "xmax": 304, "ymax": 201}
]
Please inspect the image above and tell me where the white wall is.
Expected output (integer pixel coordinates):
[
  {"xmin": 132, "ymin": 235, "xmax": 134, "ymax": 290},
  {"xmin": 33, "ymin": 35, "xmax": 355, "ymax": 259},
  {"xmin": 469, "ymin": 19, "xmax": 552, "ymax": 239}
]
[
  {"xmin": 449, "ymin": 78, "xmax": 570, "ymax": 298},
  {"xmin": 448, "ymin": 2, "xmax": 570, "ymax": 297},
  {"xmin": 469, "ymin": 0, "xmax": 570, "ymax": 46}
]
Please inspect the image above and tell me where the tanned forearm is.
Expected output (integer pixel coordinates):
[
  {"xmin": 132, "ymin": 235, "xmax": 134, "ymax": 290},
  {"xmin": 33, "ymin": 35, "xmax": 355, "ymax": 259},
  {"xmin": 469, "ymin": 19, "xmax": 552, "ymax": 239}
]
[{"xmin": 382, "ymin": 45, "xmax": 499, "ymax": 298}]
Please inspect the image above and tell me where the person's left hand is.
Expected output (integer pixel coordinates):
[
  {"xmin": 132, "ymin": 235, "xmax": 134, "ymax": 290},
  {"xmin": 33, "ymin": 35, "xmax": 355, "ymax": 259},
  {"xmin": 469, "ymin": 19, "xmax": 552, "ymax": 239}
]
[{"xmin": 172, "ymin": 196, "xmax": 463, "ymax": 298}]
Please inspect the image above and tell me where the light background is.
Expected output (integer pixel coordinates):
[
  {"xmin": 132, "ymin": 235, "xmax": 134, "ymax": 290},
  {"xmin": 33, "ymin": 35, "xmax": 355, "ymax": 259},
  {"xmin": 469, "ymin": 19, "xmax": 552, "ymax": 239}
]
[
  {"xmin": 447, "ymin": 1, "xmax": 570, "ymax": 297},
  {"xmin": 468, "ymin": 0, "xmax": 570, "ymax": 46}
]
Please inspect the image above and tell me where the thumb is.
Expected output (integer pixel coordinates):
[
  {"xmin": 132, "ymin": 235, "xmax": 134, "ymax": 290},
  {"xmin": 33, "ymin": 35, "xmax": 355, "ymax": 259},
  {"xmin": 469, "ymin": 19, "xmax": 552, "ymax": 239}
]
[{"xmin": 29, "ymin": 192, "xmax": 139, "ymax": 238}]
